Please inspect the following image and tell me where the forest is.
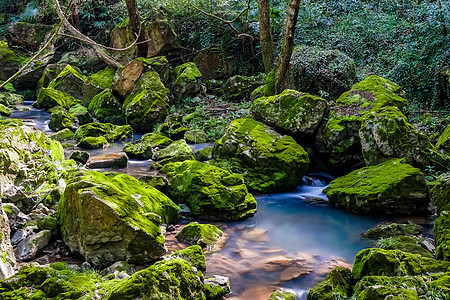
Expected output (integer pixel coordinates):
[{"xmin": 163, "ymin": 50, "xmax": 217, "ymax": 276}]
[{"xmin": 0, "ymin": 0, "xmax": 449, "ymax": 299}]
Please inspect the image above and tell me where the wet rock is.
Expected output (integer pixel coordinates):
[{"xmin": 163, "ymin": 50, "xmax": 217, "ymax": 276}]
[
  {"xmin": 74, "ymin": 122, "xmax": 133, "ymax": 142},
  {"xmin": 211, "ymin": 118, "xmax": 310, "ymax": 193},
  {"xmin": 287, "ymin": 45, "xmax": 357, "ymax": 100},
  {"xmin": 307, "ymin": 267, "xmax": 351, "ymax": 300},
  {"xmin": 69, "ymin": 150, "xmax": 90, "ymax": 165},
  {"xmin": 15, "ymin": 229, "xmax": 52, "ymax": 261},
  {"xmin": 251, "ymin": 252, "xmax": 315, "ymax": 278},
  {"xmin": 86, "ymin": 153, "xmax": 128, "ymax": 169},
  {"xmin": 82, "ymin": 66, "xmax": 116, "ymax": 105},
  {"xmin": 122, "ymin": 71, "xmax": 170, "ymax": 132},
  {"xmin": 252, "ymin": 89, "xmax": 328, "ymax": 138},
  {"xmin": 88, "ymin": 89, "xmax": 125, "ymax": 125},
  {"xmin": 227, "ymin": 284, "xmax": 278, "ymax": 300},
  {"xmin": 362, "ymin": 222, "xmax": 423, "ymax": 239},
  {"xmin": 173, "ymin": 62, "xmax": 202, "ymax": 101},
  {"xmin": 161, "ymin": 160, "xmax": 257, "ymax": 221},
  {"xmin": 77, "ymin": 136, "xmax": 108, "ymax": 150},
  {"xmin": 124, "ymin": 132, "xmax": 172, "ymax": 160},
  {"xmin": 0, "ymin": 204, "xmax": 16, "ymax": 279},
  {"xmin": 176, "ymin": 222, "xmax": 223, "ymax": 249},
  {"xmin": 204, "ymin": 275, "xmax": 232, "ymax": 300},
  {"xmin": 235, "ymin": 248, "xmax": 260, "ymax": 259},
  {"xmin": 324, "ymin": 158, "xmax": 428, "ymax": 215},
  {"xmin": 241, "ymin": 228, "xmax": 269, "ymax": 243},
  {"xmin": 58, "ymin": 170, "xmax": 180, "ymax": 266}
]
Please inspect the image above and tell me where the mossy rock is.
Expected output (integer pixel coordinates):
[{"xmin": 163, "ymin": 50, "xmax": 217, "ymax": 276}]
[
  {"xmin": 74, "ymin": 122, "xmax": 133, "ymax": 142},
  {"xmin": 359, "ymin": 106, "xmax": 448, "ymax": 170},
  {"xmin": 104, "ymin": 258, "xmax": 206, "ymax": 300},
  {"xmin": 137, "ymin": 56, "xmax": 170, "ymax": 80},
  {"xmin": 123, "ymin": 132, "xmax": 172, "ymax": 160},
  {"xmin": 173, "ymin": 62, "xmax": 202, "ymax": 101},
  {"xmin": 220, "ymin": 74, "xmax": 265, "ymax": 101},
  {"xmin": 434, "ymin": 210, "xmax": 450, "ymax": 261},
  {"xmin": 378, "ymin": 235, "xmax": 433, "ymax": 258},
  {"xmin": 336, "ymin": 75, "xmax": 409, "ymax": 114},
  {"xmin": 166, "ymin": 245, "xmax": 206, "ymax": 271},
  {"xmin": 270, "ymin": 291, "xmax": 297, "ymax": 300},
  {"xmin": 139, "ymin": 175, "xmax": 168, "ymax": 192},
  {"xmin": 211, "ymin": 118, "xmax": 310, "ymax": 193},
  {"xmin": 88, "ymin": 89, "xmax": 125, "ymax": 125},
  {"xmin": 58, "ymin": 170, "xmax": 180, "ymax": 266},
  {"xmin": 362, "ymin": 222, "xmax": 423, "ymax": 240},
  {"xmin": 50, "ymin": 128, "xmax": 74, "ymax": 141},
  {"xmin": 68, "ymin": 104, "xmax": 92, "ymax": 125},
  {"xmin": 69, "ymin": 150, "xmax": 90, "ymax": 165},
  {"xmin": 176, "ymin": 222, "xmax": 223, "ymax": 248},
  {"xmin": 324, "ymin": 158, "xmax": 428, "ymax": 215},
  {"xmin": 0, "ymin": 206, "xmax": 15, "ymax": 279},
  {"xmin": 195, "ymin": 146, "xmax": 213, "ymax": 162},
  {"xmin": 352, "ymin": 248, "xmax": 450, "ymax": 281},
  {"xmin": 34, "ymin": 87, "xmax": 82, "ymax": 110},
  {"xmin": 154, "ymin": 139, "xmax": 194, "ymax": 161},
  {"xmin": 0, "ymin": 40, "xmax": 26, "ymax": 80},
  {"xmin": 48, "ymin": 106, "xmax": 77, "ymax": 132},
  {"xmin": 430, "ymin": 173, "xmax": 450, "ymax": 213},
  {"xmin": 161, "ymin": 160, "xmax": 257, "ymax": 220},
  {"xmin": 436, "ymin": 126, "xmax": 450, "ymax": 155},
  {"xmin": 0, "ymin": 91, "xmax": 24, "ymax": 106},
  {"xmin": 77, "ymin": 136, "xmax": 108, "ymax": 150},
  {"xmin": 184, "ymin": 129, "xmax": 208, "ymax": 144},
  {"xmin": 353, "ymin": 275, "xmax": 425, "ymax": 300},
  {"xmin": 0, "ymin": 104, "xmax": 12, "ymax": 116},
  {"xmin": 82, "ymin": 67, "xmax": 116, "ymax": 105},
  {"xmin": 123, "ymin": 71, "xmax": 170, "ymax": 132},
  {"xmin": 251, "ymin": 89, "xmax": 328, "ymax": 138},
  {"xmin": 307, "ymin": 267, "xmax": 351, "ymax": 300}
]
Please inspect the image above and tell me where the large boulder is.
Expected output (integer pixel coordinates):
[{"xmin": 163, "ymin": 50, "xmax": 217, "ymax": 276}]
[
  {"xmin": 221, "ymin": 74, "xmax": 265, "ymax": 101},
  {"xmin": 211, "ymin": 118, "xmax": 310, "ymax": 193},
  {"xmin": 112, "ymin": 58, "xmax": 145, "ymax": 98},
  {"xmin": 58, "ymin": 170, "xmax": 180, "ymax": 266},
  {"xmin": 82, "ymin": 67, "xmax": 116, "ymax": 106},
  {"xmin": 193, "ymin": 49, "xmax": 235, "ymax": 79},
  {"xmin": 161, "ymin": 160, "xmax": 257, "ymax": 220},
  {"xmin": 287, "ymin": 45, "xmax": 357, "ymax": 100},
  {"xmin": 6, "ymin": 22, "xmax": 51, "ymax": 50},
  {"xmin": 0, "ymin": 203, "xmax": 16, "ymax": 279},
  {"xmin": 324, "ymin": 158, "xmax": 428, "ymax": 215},
  {"xmin": 123, "ymin": 71, "xmax": 170, "ymax": 132},
  {"xmin": 57, "ymin": 47, "xmax": 106, "ymax": 74},
  {"xmin": 74, "ymin": 122, "xmax": 133, "ymax": 143},
  {"xmin": 0, "ymin": 40, "xmax": 26, "ymax": 81},
  {"xmin": 251, "ymin": 89, "xmax": 328, "ymax": 138},
  {"xmin": 430, "ymin": 173, "xmax": 450, "ymax": 213},
  {"xmin": 88, "ymin": 89, "xmax": 125, "ymax": 125},
  {"xmin": 48, "ymin": 106, "xmax": 77, "ymax": 132},
  {"xmin": 175, "ymin": 222, "xmax": 223, "ymax": 248},
  {"xmin": 307, "ymin": 267, "xmax": 352, "ymax": 300},
  {"xmin": 173, "ymin": 62, "xmax": 202, "ymax": 101},
  {"xmin": 434, "ymin": 210, "xmax": 450, "ymax": 261},
  {"xmin": 359, "ymin": 106, "xmax": 448, "ymax": 169},
  {"xmin": 123, "ymin": 132, "xmax": 172, "ymax": 160},
  {"xmin": 336, "ymin": 75, "xmax": 409, "ymax": 114},
  {"xmin": 153, "ymin": 139, "xmax": 195, "ymax": 164}
]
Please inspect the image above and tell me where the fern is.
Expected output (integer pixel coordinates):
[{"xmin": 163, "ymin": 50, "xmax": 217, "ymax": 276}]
[{"xmin": 19, "ymin": 1, "xmax": 39, "ymax": 22}]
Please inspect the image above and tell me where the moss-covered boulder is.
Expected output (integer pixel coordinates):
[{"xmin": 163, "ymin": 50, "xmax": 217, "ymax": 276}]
[
  {"xmin": 34, "ymin": 87, "xmax": 82, "ymax": 110},
  {"xmin": 176, "ymin": 222, "xmax": 223, "ymax": 248},
  {"xmin": 74, "ymin": 122, "xmax": 133, "ymax": 142},
  {"xmin": 58, "ymin": 170, "xmax": 180, "ymax": 266},
  {"xmin": 0, "ymin": 104, "xmax": 12, "ymax": 116},
  {"xmin": 88, "ymin": 89, "xmax": 125, "ymax": 125},
  {"xmin": 173, "ymin": 62, "xmax": 202, "ymax": 101},
  {"xmin": 359, "ymin": 106, "xmax": 447, "ymax": 169},
  {"xmin": 352, "ymin": 248, "xmax": 450, "ymax": 281},
  {"xmin": 68, "ymin": 104, "xmax": 92, "ymax": 125},
  {"xmin": 195, "ymin": 146, "xmax": 213, "ymax": 162},
  {"xmin": 193, "ymin": 49, "xmax": 235, "ymax": 80},
  {"xmin": 211, "ymin": 118, "xmax": 310, "ymax": 193},
  {"xmin": 362, "ymin": 222, "xmax": 423, "ymax": 240},
  {"xmin": 377, "ymin": 235, "xmax": 433, "ymax": 258},
  {"xmin": 336, "ymin": 75, "xmax": 409, "ymax": 114},
  {"xmin": 77, "ymin": 136, "xmax": 108, "ymax": 150},
  {"xmin": 123, "ymin": 71, "xmax": 170, "ymax": 131},
  {"xmin": 436, "ymin": 126, "xmax": 450, "ymax": 155},
  {"xmin": 251, "ymin": 89, "xmax": 328, "ymax": 138},
  {"xmin": 220, "ymin": 74, "xmax": 265, "ymax": 101},
  {"xmin": 324, "ymin": 158, "xmax": 428, "ymax": 215},
  {"xmin": 154, "ymin": 139, "xmax": 195, "ymax": 164},
  {"xmin": 48, "ymin": 106, "xmax": 77, "ymax": 132},
  {"xmin": 0, "ymin": 91, "xmax": 23, "ymax": 107},
  {"xmin": 430, "ymin": 173, "xmax": 450, "ymax": 213},
  {"xmin": 123, "ymin": 132, "xmax": 172, "ymax": 160},
  {"xmin": 0, "ymin": 40, "xmax": 26, "ymax": 81},
  {"xmin": 435, "ymin": 210, "xmax": 450, "ymax": 261},
  {"xmin": 161, "ymin": 160, "xmax": 257, "ymax": 220},
  {"xmin": 50, "ymin": 128, "xmax": 74, "ymax": 141},
  {"xmin": 112, "ymin": 58, "xmax": 145, "ymax": 98},
  {"xmin": 184, "ymin": 129, "xmax": 208, "ymax": 144},
  {"xmin": 269, "ymin": 291, "xmax": 297, "ymax": 300},
  {"xmin": 82, "ymin": 67, "xmax": 116, "ymax": 105},
  {"xmin": 0, "ymin": 203, "xmax": 15, "ymax": 279},
  {"xmin": 307, "ymin": 267, "xmax": 352, "ymax": 300},
  {"xmin": 352, "ymin": 275, "xmax": 425, "ymax": 300}
]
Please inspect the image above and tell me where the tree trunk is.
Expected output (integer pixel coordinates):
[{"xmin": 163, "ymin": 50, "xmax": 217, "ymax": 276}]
[
  {"xmin": 125, "ymin": 0, "xmax": 148, "ymax": 58},
  {"xmin": 70, "ymin": 1, "xmax": 80, "ymax": 30},
  {"xmin": 258, "ymin": 0, "xmax": 276, "ymax": 74},
  {"xmin": 274, "ymin": 0, "xmax": 300, "ymax": 94}
]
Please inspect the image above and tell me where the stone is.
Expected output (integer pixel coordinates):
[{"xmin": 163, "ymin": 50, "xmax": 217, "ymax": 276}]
[
  {"xmin": 138, "ymin": 56, "xmax": 170, "ymax": 81},
  {"xmin": 193, "ymin": 49, "xmax": 235, "ymax": 79},
  {"xmin": 173, "ymin": 62, "xmax": 202, "ymax": 101},
  {"xmin": 145, "ymin": 19, "xmax": 177, "ymax": 58},
  {"xmin": 0, "ymin": 91, "xmax": 23, "ymax": 107},
  {"xmin": 251, "ymin": 89, "xmax": 328, "ymax": 138},
  {"xmin": 362, "ymin": 222, "xmax": 423, "ymax": 239},
  {"xmin": 430, "ymin": 173, "xmax": 450, "ymax": 213},
  {"xmin": 436, "ymin": 126, "xmax": 450, "ymax": 155},
  {"xmin": 154, "ymin": 139, "xmax": 194, "ymax": 161},
  {"xmin": 161, "ymin": 160, "xmax": 257, "ymax": 220},
  {"xmin": 434, "ymin": 210, "xmax": 450, "ymax": 261},
  {"xmin": 184, "ymin": 129, "xmax": 208, "ymax": 144},
  {"xmin": 123, "ymin": 132, "xmax": 172, "ymax": 160},
  {"xmin": 287, "ymin": 45, "xmax": 357, "ymax": 100},
  {"xmin": 69, "ymin": 150, "xmax": 90, "ymax": 165},
  {"xmin": 175, "ymin": 222, "xmax": 223, "ymax": 248},
  {"xmin": 211, "ymin": 118, "xmax": 310, "ymax": 193},
  {"xmin": 48, "ymin": 106, "xmax": 77, "ymax": 132},
  {"xmin": 359, "ymin": 106, "xmax": 448, "ymax": 170},
  {"xmin": 82, "ymin": 67, "xmax": 116, "ymax": 105},
  {"xmin": 112, "ymin": 59, "xmax": 145, "ymax": 98},
  {"xmin": 68, "ymin": 104, "xmax": 93, "ymax": 125},
  {"xmin": 88, "ymin": 89, "xmax": 125, "ymax": 125},
  {"xmin": 204, "ymin": 275, "xmax": 232, "ymax": 300},
  {"xmin": 221, "ymin": 74, "xmax": 265, "ymax": 101},
  {"xmin": 378, "ymin": 235, "xmax": 433, "ymax": 258},
  {"xmin": 0, "ymin": 203, "xmax": 16, "ymax": 279},
  {"xmin": 102, "ymin": 261, "xmax": 136, "ymax": 277},
  {"xmin": 195, "ymin": 146, "xmax": 213, "ymax": 162},
  {"xmin": 0, "ymin": 104, "xmax": 12, "ymax": 116},
  {"xmin": 14, "ymin": 229, "xmax": 52, "ymax": 261},
  {"xmin": 324, "ymin": 158, "xmax": 428, "ymax": 215},
  {"xmin": 50, "ymin": 128, "xmax": 75, "ymax": 141},
  {"xmin": 34, "ymin": 88, "xmax": 82, "ymax": 110},
  {"xmin": 0, "ymin": 40, "xmax": 25, "ymax": 81},
  {"xmin": 122, "ymin": 71, "xmax": 170, "ymax": 132},
  {"xmin": 57, "ymin": 47, "xmax": 106, "ymax": 74},
  {"xmin": 86, "ymin": 153, "xmax": 128, "ymax": 169},
  {"xmin": 6, "ymin": 22, "xmax": 51, "ymax": 50},
  {"xmin": 77, "ymin": 136, "xmax": 108, "ymax": 150},
  {"xmin": 110, "ymin": 18, "xmax": 138, "ymax": 65},
  {"xmin": 139, "ymin": 175, "xmax": 168, "ymax": 192},
  {"xmin": 74, "ymin": 122, "xmax": 133, "ymax": 142},
  {"xmin": 352, "ymin": 275, "xmax": 425, "ymax": 300},
  {"xmin": 336, "ymin": 75, "xmax": 409, "ymax": 114},
  {"xmin": 270, "ymin": 291, "xmax": 297, "ymax": 300},
  {"xmin": 58, "ymin": 170, "xmax": 180, "ymax": 266}
]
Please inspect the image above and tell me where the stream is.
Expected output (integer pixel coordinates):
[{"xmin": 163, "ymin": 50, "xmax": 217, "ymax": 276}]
[{"xmin": 9, "ymin": 105, "xmax": 407, "ymax": 299}]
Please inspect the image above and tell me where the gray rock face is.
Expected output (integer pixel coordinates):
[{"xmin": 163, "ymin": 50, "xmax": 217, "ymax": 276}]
[
  {"xmin": 86, "ymin": 153, "xmax": 128, "ymax": 169},
  {"xmin": 0, "ymin": 205, "xmax": 16, "ymax": 279},
  {"xmin": 14, "ymin": 229, "xmax": 51, "ymax": 261}
]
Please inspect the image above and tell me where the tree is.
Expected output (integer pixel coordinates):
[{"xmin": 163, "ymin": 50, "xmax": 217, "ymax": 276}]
[
  {"xmin": 124, "ymin": 0, "xmax": 148, "ymax": 58},
  {"xmin": 258, "ymin": 0, "xmax": 275, "ymax": 73}
]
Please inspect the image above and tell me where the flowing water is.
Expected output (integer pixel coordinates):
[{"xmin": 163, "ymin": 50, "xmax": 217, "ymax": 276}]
[{"xmin": 9, "ymin": 105, "xmax": 396, "ymax": 299}]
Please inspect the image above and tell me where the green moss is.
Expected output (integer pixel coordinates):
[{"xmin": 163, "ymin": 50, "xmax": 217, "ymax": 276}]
[
  {"xmin": 48, "ymin": 106, "xmax": 76, "ymax": 132},
  {"xmin": 77, "ymin": 136, "xmax": 108, "ymax": 149},
  {"xmin": 48, "ymin": 65, "xmax": 87, "ymax": 90},
  {"xmin": 0, "ymin": 104, "xmax": 12, "ymax": 116},
  {"xmin": 353, "ymin": 275, "xmax": 424, "ymax": 300},
  {"xmin": 34, "ymin": 88, "xmax": 82, "ymax": 110},
  {"xmin": 184, "ymin": 129, "xmax": 208, "ymax": 144},
  {"xmin": 88, "ymin": 89, "xmax": 124, "ymax": 124},
  {"xmin": 379, "ymin": 235, "xmax": 432, "ymax": 258},
  {"xmin": 173, "ymin": 62, "xmax": 202, "ymax": 100},
  {"xmin": 434, "ymin": 210, "xmax": 450, "ymax": 261},
  {"xmin": 89, "ymin": 67, "xmax": 116, "ymax": 88},
  {"xmin": 175, "ymin": 222, "xmax": 223, "ymax": 248},
  {"xmin": 352, "ymin": 248, "xmax": 450, "ymax": 281},
  {"xmin": 324, "ymin": 158, "xmax": 428, "ymax": 215},
  {"xmin": 50, "ymin": 128, "xmax": 74, "ymax": 141},
  {"xmin": 155, "ymin": 139, "xmax": 194, "ymax": 161},
  {"xmin": 362, "ymin": 222, "xmax": 423, "ymax": 239},
  {"xmin": 161, "ymin": 160, "xmax": 257, "ymax": 220},
  {"xmin": 431, "ymin": 173, "xmax": 450, "ymax": 213},
  {"xmin": 263, "ymin": 69, "xmax": 276, "ymax": 96},
  {"xmin": 169, "ymin": 245, "xmax": 206, "ymax": 271},
  {"xmin": 436, "ymin": 126, "xmax": 450, "ymax": 154},
  {"xmin": 270, "ymin": 291, "xmax": 297, "ymax": 300},
  {"xmin": 195, "ymin": 146, "xmax": 213, "ymax": 162},
  {"xmin": 74, "ymin": 122, "xmax": 133, "ymax": 142},
  {"xmin": 68, "ymin": 104, "xmax": 92, "ymax": 125},
  {"xmin": 307, "ymin": 267, "xmax": 351, "ymax": 300},
  {"xmin": 123, "ymin": 132, "xmax": 172, "ymax": 160},
  {"xmin": 336, "ymin": 75, "xmax": 409, "ymax": 114},
  {"xmin": 251, "ymin": 89, "xmax": 328, "ymax": 137},
  {"xmin": 212, "ymin": 118, "xmax": 310, "ymax": 193}
]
